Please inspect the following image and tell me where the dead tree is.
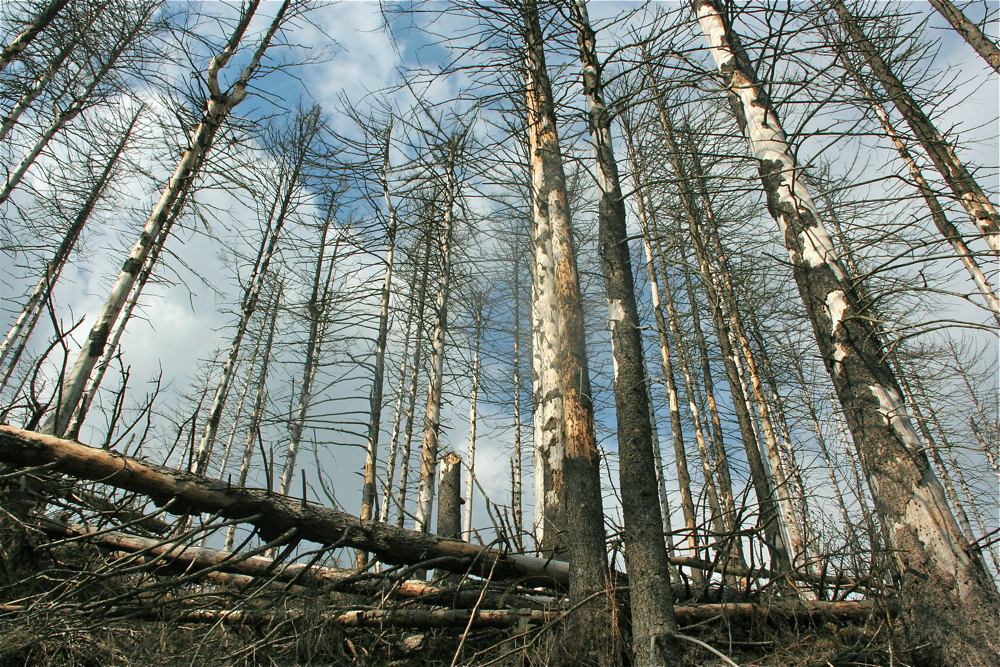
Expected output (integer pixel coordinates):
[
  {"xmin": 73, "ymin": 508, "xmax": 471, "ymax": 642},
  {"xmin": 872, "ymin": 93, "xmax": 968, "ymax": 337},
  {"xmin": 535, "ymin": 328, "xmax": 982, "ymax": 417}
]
[{"xmin": 693, "ymin": 1, "xmax": 1000, "ymax": 662}]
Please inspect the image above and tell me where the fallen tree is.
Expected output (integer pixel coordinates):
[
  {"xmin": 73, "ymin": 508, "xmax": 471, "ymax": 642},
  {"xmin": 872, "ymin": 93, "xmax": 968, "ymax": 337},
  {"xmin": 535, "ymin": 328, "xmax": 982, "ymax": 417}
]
[
  {"xmin": 1, "ymin": 425, "xmax": 859, "ymax": 590},
  {"xmin": 0, "ymin": 600, "xmax": 892, "ymax": 628},
  {"xmin": 40, "ymin": 520, "xmax": 553, "ymax": 609},
  {"xmin": 0, "ymin": 425, "xmax": 567, "ymax": 585}
]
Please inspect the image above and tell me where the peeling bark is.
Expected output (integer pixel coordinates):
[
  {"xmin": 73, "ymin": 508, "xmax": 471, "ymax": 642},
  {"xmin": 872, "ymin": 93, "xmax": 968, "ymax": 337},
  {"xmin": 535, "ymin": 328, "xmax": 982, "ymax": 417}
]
[{"xmin": 694, "ymin": 2, "xmax": 1000, "ymax": 661}]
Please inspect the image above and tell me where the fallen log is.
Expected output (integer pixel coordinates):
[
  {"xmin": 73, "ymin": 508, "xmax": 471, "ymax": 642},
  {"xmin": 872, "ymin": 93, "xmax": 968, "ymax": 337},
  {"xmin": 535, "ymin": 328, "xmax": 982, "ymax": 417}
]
[
  {"xmin": 0, "ymin": 426, "xmax": 856, "ymax": 590},
  {"xmin": 0, "ymin": 600, "xmax": 892, "ymax": 628},
  {"xmin": 40, "ymin": 520, "xmax": 552, "ymax": 608},
  {"xmin": 0, "ymin": 425, "xmax": 567, "ymax": 586}
]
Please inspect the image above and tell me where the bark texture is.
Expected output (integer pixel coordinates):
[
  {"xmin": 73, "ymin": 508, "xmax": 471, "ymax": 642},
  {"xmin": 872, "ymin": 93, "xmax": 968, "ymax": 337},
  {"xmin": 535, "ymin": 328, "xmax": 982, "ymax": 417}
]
[
  {"xmin": 694, "ymin": 2, "xmax": 1000, "ymax": 663},
  {"xmin": 569, "ymin": 3, "xmax": 680, "ymax": 663}
]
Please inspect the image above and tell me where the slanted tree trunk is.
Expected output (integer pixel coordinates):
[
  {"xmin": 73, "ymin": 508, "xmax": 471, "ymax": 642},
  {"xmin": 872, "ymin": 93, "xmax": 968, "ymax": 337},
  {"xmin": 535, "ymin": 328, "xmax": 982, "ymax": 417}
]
[
  {"xmin": 395, "ymin": 232, "xmax": 433, "ymax": 528},
  {"xmin": 641, "ymin": 70, "xmax": 791, "ymax": 572},
  {"xmin": 379, "ymin": 271, "xmax": 416, "ymax": 524},
  {"xmin": 833, "ymin": 43, "xmax": 1000, "ymax": 323},
  {"xmin": 621, "ymin": 115, "xmax": 681, "ymax": 568},
  {"xmin": 0, "ymin": 2, "xmax": 158, "ymax": 207},
  {"xmin": 928, "ymin": 0, "xmax": 1000, "ymax": 72},
  {"xmin": 694, "ymin": 2, "xmax": 1000, "ymax": 661},
  {"xmin": 0, "ymin": 18, "xmax": 88, "ymax": 144},
  {"xmin": 0, "ymin": 105, "xmax": 141, "ymax": 384},
  {"xmin": 65, "ymin": 191, "xmax": 186, "ymax": 439},
  {"xmin": 279, "ymin": 209, "xmax": 339, "ymax": 495},
  {"xmin": 568, "ymin": 3, "xmax": 681, "ymax": 662},
  {"xmin": 225, "ymin": 280, "xmax": 280, "ymax": 551},
  {"xmin": 0, "ymin": 0, "xmax": 71, "ymax": 72},
  {"xmin": 195, "ymin": 106, "xmax": 321, "ymax": 476},
  {"xmin": 44, "ymin": 0, "xmax": 286, "ymax": 437},
  {"xmin": 830, "ymin": 0, "xmax": 1000, "ymax": 253}
]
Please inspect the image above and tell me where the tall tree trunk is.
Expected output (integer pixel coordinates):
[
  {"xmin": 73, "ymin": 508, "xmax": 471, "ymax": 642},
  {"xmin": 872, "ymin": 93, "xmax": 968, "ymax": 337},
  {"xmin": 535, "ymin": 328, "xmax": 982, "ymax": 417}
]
[
  {"xmin": 279, "ymin": 213, "xmax": 338, "ymax": 495},
  {"xmin": 511, "ymin": 247, "xmax": 523, "ymax": 551},
  {"xmin": 0, "ymin": 2, "xmax": 157, "ymax": 207},
  {"xmin": 379, "ymin": 271, "xmax": 416, "ymax": 524},
  {"xmin": 831, "ymin": 0, "xmax": 1000, "ymax": 253},
  {"xmin": 361, "ymin": 130, "xmax": 399, "ymax": 528},
  {"xmin": 395, "ymin": 233, "xmax": 433, "ymax": 528},
  {"xmin": 694, "ymin": 2, "xmax": 1000, "ymax": 661},
  {"xmin": 641, "ymin": 84, "xmax": 791, "ymax": 572},
  {"xmin": 194, "ymin": 106, "xmax": 320, "ymax": 475},
  {"xmin": 0, "ymin": 19, "xmax": 88, "ymax": 144},
  {"xmin": 414, "ymin": 163, "xmax": 459, "ymax": 534},
  {"xmin": 462, "ymin": 301, "xmax": 484, "ymax": 542},
  {"xmin": 928, "ymin": 0, "xmax": 1000, "ymax": 72},
  {"xmin": 0, "ymin": 0, "xmax": 71, "ymax": 72},
  {"xmin": 834, "ymin": 45, "xmax": 1000, "ymax": 323},
  {"xmin": 44, "ymin": 0, "xmax": 287, "ymax": 437},
  {"xmin": 0, "ymin": 105, "xmax": 141, "ymax": 382},
  {"xmin": 225, "ymin": 281, "xmax": 280, "ymax": 551},
  {"xmin": 64, "ymin": 191, "xmax": 186, "ymax": 439},
  {"xmin": 568, "ymin": 3, "xmax": 681, "ymax": 662},
  {"xmin": 520, "ymin": 1, "xmax": 612, "ymax": 660},
  {"xmin": 622, "ymin": 115, "xmax": 683, "ymax": 571}
]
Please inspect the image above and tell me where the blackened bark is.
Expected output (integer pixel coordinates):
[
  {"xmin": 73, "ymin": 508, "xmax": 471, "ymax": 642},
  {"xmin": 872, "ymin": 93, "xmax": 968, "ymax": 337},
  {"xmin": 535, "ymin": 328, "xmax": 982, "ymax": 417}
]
[{"xmin": 568, "ymin": 2, "xmax": 680, "ymax": 664}]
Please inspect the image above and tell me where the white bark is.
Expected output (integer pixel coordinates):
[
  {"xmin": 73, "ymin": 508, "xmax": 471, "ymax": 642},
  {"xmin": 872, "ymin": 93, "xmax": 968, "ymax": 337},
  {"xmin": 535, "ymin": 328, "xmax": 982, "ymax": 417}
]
[
  {"xmin": 0, "ymin": 0, "xmax": 70, "ymax": 72},
  {"xmin": 45, "ymin": 0, "xmax": 285, "ymax": 437},
  {"xmin": 462, "ymin": 306, "xmax": 483, "ymax": 541},
  {"xmin": 414, "ymin": 164, "xmax": 458, "ymax": 533}
]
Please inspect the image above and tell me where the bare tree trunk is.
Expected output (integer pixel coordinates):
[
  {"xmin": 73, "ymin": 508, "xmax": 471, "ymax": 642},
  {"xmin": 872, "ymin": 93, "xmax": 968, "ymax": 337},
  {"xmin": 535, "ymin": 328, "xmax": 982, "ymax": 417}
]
[
  {"xmin": 45, "ymin": 0, "xmax": 287, "ymax": 437},
  {"xmin": 0, "ymin": 0, "xmax": 70, "ymax": 72},
  {"xmin": 529, "ymin": 150, "xmax": 565, "ymax": 557},
  {"xmin": 831, "ymin": 0, "xmax": 1000, "ymax": 253},
  {"xmin": 0, "ymin": 105, "xmax": 141, "ymax": 383},
  {"xmin": 225, "ymin": 281, "xmax": 280, "ymax": 551},
  {"xmin": 279, "ymin": 211, "xmax": 338, "ymax": 495},
  {"xmin": 622, "ymin": 116, "xmax": 682, "ymax": 573},
  {"xmin": 217, "ymin": 338, "xmax": 258, "ymax": 480},
  {"xmin": 928, "ymin": 0, "xmax": 1000, "ymax": 72},
  {"xmin": 65, "ymin": 191, "xmax": 185, "ymax": 439},
  {"xmin": 511, "ymin": 248, "xmax": 523, "ymax": 551},
  {"xmin": 835, "ymin": 48, "xmax": 1000, "ymax": 322},
  {"xmin": 0, "ymin": 3, "xmax": 157, "ymax": 207},
  {"xmin": 681, "ymin": 267, "xmax": 739, "ymax": 539},
  {"xmin": 641, "ymin": 75, "xmax": 791, "ymax": 572},
  {"xmin": 903, "ymin": 371, "xmax": 998, "ymax": 575},
  {"xmin": 694, "ymin": 2, "xmax": 1000, "ymax": 660},
  {"xmin": 395, "ymin": 233, "xmax": 432, "ymax": 528},
  {"xmin": 195, "ymin": 106, "xmax": 321, "ymax": 475},
  {"xmin": 414, "ymin": 161, "xmax": 459, "ymax": 534},
  {"xmin": 462, "ymin": 301, "xmax": 484, "ymax": 542},
  {"xmin": 379, "ymin": 274, "xmax": 416, "ymax": 524},
  {"xmin": 361, "ymin": 129, "xmax": 399, "ymax": 528},
  {"xmin": 0, "ymin": 19, "xmax": 88, "ymax": 144},
  {"xmin": 520, "ymin": 2, "xmax": 612, "ymax": 660},
  {"xmin": 568, "ymin": 3, "xmax": 681, "ymax": 662}
]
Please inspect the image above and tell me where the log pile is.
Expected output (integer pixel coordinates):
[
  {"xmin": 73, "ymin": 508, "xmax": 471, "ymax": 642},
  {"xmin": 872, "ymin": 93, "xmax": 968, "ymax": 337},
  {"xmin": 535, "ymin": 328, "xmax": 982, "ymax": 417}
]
[{"xmin": 0, "ymin": 424, "xmax": 893, "ymax": 664}]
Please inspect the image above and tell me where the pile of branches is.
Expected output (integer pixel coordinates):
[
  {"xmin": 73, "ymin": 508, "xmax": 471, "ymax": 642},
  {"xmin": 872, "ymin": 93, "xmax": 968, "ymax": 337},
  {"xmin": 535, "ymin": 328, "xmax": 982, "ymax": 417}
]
[{"xmin": 0, "ymin": 425, "xmax": 895, "ymax": 665}]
